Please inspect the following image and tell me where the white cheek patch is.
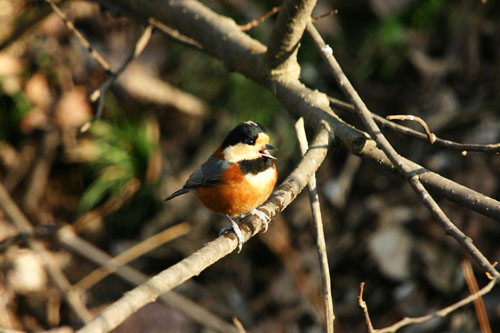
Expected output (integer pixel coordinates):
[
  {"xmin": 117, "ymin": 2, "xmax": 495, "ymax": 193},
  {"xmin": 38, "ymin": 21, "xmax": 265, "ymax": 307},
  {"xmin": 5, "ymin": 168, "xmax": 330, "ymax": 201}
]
[
  {"xmin": 223, "ymin": 143, "xmax": 260, "ymax": 163},
  {"xmin": 244, "ymin": 167, "xmax": 276, "ymax": 189}
]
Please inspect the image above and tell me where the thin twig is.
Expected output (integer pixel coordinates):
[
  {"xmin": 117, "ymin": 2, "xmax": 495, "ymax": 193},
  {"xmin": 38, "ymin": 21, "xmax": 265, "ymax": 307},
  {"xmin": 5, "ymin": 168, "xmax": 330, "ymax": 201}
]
[
  {"xmin": 371, "ymin": 279, "xmax": 498, "ymax": 333},
  {"xmin": 0, "ymin": 183, "xmax": 93, "ymax": 324},
  {"xmin": 329, "ymin": 96, "xmax": 500, "ymax": 153},
  {"xmin": 386, "ymin": 115, "xmax": 437, "ymax": 144},
  {"xmin": 74, "ymin": 222, "xmax": 190, "ymax": 291},
  {"xmin": 461, "ymin": 259, "xmax": 492, "ymax": 333},
  {"xmin": 485, "ymin": 261, "xmax": 498, "ymax": 280},
  {"xmin": 148, "ymin": 17, "xmax": 203, "ymax": 50},
  {"xmin": 239, "ymin": 6, "xmax": 281, "ymax": 32},
  {"xmin": 306, "ymin": 20, "xmax": 500, "ymax": 280},
  {"xmin": 57, "ymin": 226, "xmax": 239, "ymax": 333},
  {"xmin": 311, "ymin": 9, "xmax": 339, "ymax": 23},
  {"xmin": 295, "ymin": 117, "xmax": 335, "ymax": 332},
  {"xmin": 358, "ymin": 282, "xmax": 375, "ymax": 333},
  {"xmin": 232, "ymin": 317, "xmax": 247, "ymax": 333},
  {"xmin": 76, "ymin": 125, "xmax": 332, "ymax": 333},
  {"xmin": 81, "ymin": 24, "xmax": 154, "ymax": 132},
  {"xmin": 44, "ymin": 0, "xmax": 111, "ymax": 74}
]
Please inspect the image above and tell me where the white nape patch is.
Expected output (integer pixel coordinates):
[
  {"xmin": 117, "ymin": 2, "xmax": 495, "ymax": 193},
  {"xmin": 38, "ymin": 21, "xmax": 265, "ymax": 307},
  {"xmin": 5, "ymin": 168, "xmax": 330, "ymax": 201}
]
[
  {"xmin": 245, "ymin": 120, "xmax": 258, "ymax": 126},
  {"xmin": 244, "ymin": 167, "xmax": 276, "ymax": 189}
]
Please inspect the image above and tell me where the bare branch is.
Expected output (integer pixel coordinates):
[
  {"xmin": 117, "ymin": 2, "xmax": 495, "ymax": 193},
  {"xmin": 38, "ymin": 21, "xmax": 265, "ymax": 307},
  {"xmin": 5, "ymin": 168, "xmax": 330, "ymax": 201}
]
[
  {"xmin": 358, "ymin": 282, "xmax": 375, "ymax": 333},
  {"xmin": 312, "ymin": 10, "xmax": 339, "ymax": 23},
  {"xmin": 96, "ymin": 0, "xmax": 268, "ymax": 80},
  {"xmin": 370, "ymin": 279, "xmax": 498, "ymax": 333},
  {"xmin": 57, "ymin": 226, "xmax": 239, "ymax": 333},
  {"xmin": 485, "ymin": 261, "xmax": 498, "ymax": 280},
  {"xmin": 47, "ymin": 0, "xmax": 500, "ymax": 330},
  {"xmin": 295, "ymin": 117, "xmax": 335, "ymax": 332},
  {"xmin": 330, "ymin": 96, "xmax": 500, "ymax": 153},
  {"xmin": 81, "ymin": 24, "xmax": 153, "ymax": 132},
  {"xmin": 271, "ymin": 72, "xmax": 500, "ymax": 222},
  {"xmin": 358, "ymin": 138, "xmax": 500, "ymax": 220},
  {"xmin": 267, "ymin": 0, "xmax": 317, "ymax": 75},
  {"xmin": 0, "ymin": 183, "xmax": 93, "ymax": 324},
  {"xmin": 147, "ymin": 17, "xmax": 203, "ymax": 50},
  {"xmin": 306, "ymin": 20, "xmax": 500, "ymax": 279},
  {"xmin": 93, "ymin": 0, "xmax": 500, "ymax": 222},
  {"xmin": 74, "ymin": 223, "xmax": 190, "ymax": 291},
  {"xmin": 386, "ymin": 115, "xmax": 437, "ymax": 144},
  {"xmin": 44, "ymin": 0, "xmax": 111, "ymax": 74},
  {"xmin": 76, "ymin": 125, "xmax": 332, "ymax": 333},
  {"xmin": 232, "ymin": 317, "xmax": 247, "ymax": 333},
  {"xmin": 239, "ymin": 6, "xmax": 281, "ymax": 32}
]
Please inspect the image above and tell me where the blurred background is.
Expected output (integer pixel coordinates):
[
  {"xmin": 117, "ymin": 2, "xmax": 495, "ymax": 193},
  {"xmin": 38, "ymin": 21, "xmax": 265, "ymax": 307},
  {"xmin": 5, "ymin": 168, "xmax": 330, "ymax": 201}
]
[{"xmin": 0, "ymin": 0, "xmax": 499, "ymax": 332}]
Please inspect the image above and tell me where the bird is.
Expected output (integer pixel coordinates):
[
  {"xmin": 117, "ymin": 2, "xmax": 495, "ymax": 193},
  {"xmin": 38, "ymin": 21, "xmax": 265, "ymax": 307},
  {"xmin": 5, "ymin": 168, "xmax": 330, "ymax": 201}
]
[{"xmin": 165, "ymin": 121, "xmax": 278, "ymax": 252}]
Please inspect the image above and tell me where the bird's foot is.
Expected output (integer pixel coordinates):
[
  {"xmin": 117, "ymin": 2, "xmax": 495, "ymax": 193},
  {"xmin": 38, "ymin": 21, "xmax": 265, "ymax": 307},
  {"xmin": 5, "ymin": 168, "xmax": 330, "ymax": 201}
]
[
  {"xmin": 219, "ymin": 215, "xmax": 244, "ymax": 252},
  {"xmin": 249, "ymin": 208, "xmax": 270, "ymax": 233}
]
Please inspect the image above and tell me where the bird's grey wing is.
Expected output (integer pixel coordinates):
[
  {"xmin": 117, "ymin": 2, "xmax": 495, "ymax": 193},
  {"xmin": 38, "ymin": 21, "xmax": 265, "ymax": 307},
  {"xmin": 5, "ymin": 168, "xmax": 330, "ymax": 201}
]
[{"xmin": 184, "ymin": 156, "xmax": 232, "ymax": 189}]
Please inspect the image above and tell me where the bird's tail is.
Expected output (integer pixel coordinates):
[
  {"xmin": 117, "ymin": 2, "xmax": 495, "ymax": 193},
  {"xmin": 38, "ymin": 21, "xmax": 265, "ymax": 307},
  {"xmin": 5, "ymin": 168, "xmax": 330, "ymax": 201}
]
[{"xmin": 165, "ymin": 188, "xmax": 192, "ymax": 201}]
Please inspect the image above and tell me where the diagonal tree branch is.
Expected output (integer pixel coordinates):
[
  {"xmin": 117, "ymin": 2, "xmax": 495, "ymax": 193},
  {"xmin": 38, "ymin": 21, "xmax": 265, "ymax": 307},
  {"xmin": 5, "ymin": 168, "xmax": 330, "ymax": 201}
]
[
  {"xmin": 0, "ymin": 184, "xmax": 93, "ymax": 324},
  {"xmin": 44, "ymin": 0, "xmax": 111, "ymax": 74},
  {"xmin": 147, "ymin": 17, "xmax": 203, "ymax": 51},
  {"xmin": 57, "ymin": 226, "xmax": 239, "ymax": 333},
  {"xmin": 96, "ymin": 0, "xmax": 268, "ymax": 81},
  {"xmin": 329, "ymin": 97, "xmax": 500, "ymax": 154},
  {"xmin": 305, "ymin": 21, "xmax": 499, "ymax": 279},
  {"xmin": 357, "ymin": 138, "xmax": 500, "ymax": 221},
  {"xmin": 239, "ymin": 5, "xmax": 281, "ymax": 32},
  {"xmin": 92, "ymin": 0, "xmax": 500, "ymax": 219},
  {"xmin": 266, "ymin": 0, "xmax": 317, "ymax": 76},
  {"xmin": 360, "ymin": 279, "xmax": 498, "ymax": 333},
  {"xmin": 57, "ymin": 1, "xmax": 500, "ymax": 331},
  {"xmin": 82, "ymin": 24, "xmax": 154, "ymax": 132},
  {"xmin": 295, "ymin": 117, "xmax": 335, "ymax": 332},
  {"xmin": 385, "ymin": 115, "xmax": 437, "ymax": 144},
  {"xmin": 76, "ymin": 124, "xmax": 332, "ymax": 333}
]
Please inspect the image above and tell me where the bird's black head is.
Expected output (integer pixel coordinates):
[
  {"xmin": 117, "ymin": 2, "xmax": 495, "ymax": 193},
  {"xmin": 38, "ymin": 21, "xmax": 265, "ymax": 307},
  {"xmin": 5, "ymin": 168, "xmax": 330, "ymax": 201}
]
[
  {"xmin": 220, "ymin": 121, "xmax": 276, "ymax": 163},
  {"xmin": 221, "ymin": 121, "xmax": 267, "ymax": 149}
]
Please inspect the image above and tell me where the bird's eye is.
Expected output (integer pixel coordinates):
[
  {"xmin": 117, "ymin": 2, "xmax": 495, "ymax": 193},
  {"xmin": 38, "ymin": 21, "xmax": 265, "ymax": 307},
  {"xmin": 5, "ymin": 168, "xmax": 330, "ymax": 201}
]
[{"xmin": 245, "ymin": 138, "xmax": 255, "ymax": 145}]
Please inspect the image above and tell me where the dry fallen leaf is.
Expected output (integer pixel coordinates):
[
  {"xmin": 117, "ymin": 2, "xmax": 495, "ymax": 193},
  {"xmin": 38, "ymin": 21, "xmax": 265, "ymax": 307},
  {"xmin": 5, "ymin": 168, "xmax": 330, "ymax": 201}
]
[
  {"xmin": 7, "ymin": 249, "xmax": 48, "ymax": 294},
  {"xmin": 54, "ymin": 86, "xmax": 92, "ymax": 129},
  {"xmin": 25, "ymin": 73, "xmax": 52, "ymax": 108}
]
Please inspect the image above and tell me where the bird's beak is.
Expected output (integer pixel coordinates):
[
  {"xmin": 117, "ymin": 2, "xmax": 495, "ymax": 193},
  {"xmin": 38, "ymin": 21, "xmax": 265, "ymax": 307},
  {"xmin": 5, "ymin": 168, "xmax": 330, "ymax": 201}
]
[{"xmin": 259, "ymin": 144, "xmax": 277, "ymax": 160}]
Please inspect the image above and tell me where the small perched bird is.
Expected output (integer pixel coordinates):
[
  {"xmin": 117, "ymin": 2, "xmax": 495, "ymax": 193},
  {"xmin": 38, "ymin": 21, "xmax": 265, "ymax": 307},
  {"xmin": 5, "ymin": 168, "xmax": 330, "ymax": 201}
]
[{"xmin": 165, "ymin": 121, "xmax": 278, "ymax": 251}]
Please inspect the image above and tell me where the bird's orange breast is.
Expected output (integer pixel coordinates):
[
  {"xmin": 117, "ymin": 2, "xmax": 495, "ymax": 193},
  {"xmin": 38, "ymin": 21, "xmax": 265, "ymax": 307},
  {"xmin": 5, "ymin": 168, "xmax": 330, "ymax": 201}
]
[{"xmin": 196, "ymin": 162, "xmax": 277, "ymax": 217}]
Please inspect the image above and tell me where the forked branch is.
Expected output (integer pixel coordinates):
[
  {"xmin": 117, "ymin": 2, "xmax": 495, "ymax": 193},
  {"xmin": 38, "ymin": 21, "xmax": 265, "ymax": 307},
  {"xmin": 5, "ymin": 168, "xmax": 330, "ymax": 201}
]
[
  {"xmin": 295, "ymin": 117, "xmax": 335, "ymax": 332},
  {"xmin": 329, "ymin": 97, "xmax": 500, "ymax": 154},
  {"xmin": 359, "ymin": 279, "xmax": 498, "ymax": 333},
  {"xmin": 267, "ymin": 0, "xmax": 317, "ymax": 74},
  {"xmin": 77, "ymin": 124, "xmax": 332, "ymax": 333},
  {"xmin": 305, "ymin": 20, "xmax": 500, "ymax": 280}
]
